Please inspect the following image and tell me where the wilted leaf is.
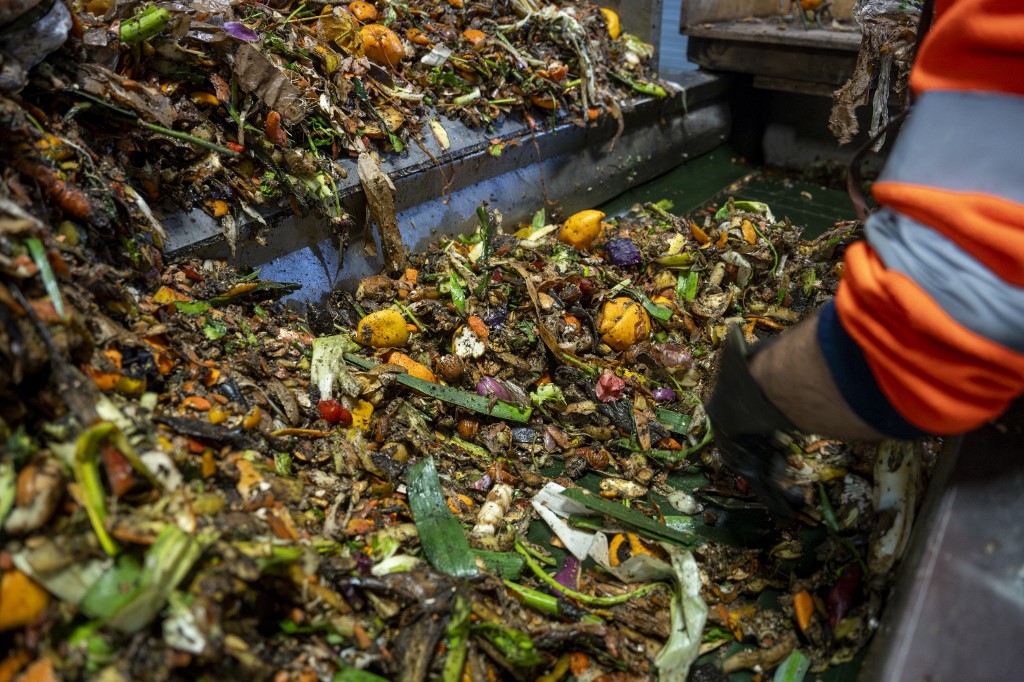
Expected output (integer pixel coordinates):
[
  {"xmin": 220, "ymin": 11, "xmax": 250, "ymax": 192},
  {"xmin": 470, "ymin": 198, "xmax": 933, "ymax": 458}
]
[
  {"xmin": 232, "ymin": 44, "xmax": 306, "ymax": 124},
  {"xmin": 102, "ymin": 525, "xmax": 210, "ymax": 633},
  {"xmin": 654, "ymin": 545, "xmax": 708, "ymax": 681},
  {"xmin": 357, "ymin": 152, "xmax": 406, "ymax": 274},
  {"xmin": 407, "ymin": 458, "xmax": 478, "ymax": 578}
]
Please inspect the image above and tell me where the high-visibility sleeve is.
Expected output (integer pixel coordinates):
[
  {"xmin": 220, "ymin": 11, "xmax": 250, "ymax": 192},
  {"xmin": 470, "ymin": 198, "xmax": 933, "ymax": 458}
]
[
  {"xmin": 912, "ymin": 0, "xmax": 1024, "ymax": 97},
  {"xmin": 820, "ymin": 0, "xmax": 1024, "ymax": 434}
]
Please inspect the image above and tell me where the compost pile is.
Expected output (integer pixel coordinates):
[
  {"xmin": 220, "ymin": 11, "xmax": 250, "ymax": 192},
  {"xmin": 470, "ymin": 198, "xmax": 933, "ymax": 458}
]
[
  {"xmin": 1, "ymin": 2, "xmax": 933, "ymax": 680},
  {"xmin": 2, "ymin": 166, "xmax": 935, "ymax": 682}
]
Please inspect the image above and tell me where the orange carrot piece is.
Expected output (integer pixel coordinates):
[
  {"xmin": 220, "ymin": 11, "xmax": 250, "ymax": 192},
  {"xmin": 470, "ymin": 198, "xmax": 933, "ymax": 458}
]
[
  {"xmin": 794, "ymin": 589, "xmax": 814, "ymax": 631},
  {"xmin": 690, "ymin": 222, "xmax": 710, "ymax": 245},
  {"xmin": 182, "ymin": 396, "xmax": 212, "ymax": 411}
]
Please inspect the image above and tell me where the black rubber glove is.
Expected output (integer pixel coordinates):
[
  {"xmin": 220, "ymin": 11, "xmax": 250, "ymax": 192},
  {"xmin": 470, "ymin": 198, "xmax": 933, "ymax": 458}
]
[{"xmin": 706, "ymin": 326, "xmax": 804, "ymax": 518}]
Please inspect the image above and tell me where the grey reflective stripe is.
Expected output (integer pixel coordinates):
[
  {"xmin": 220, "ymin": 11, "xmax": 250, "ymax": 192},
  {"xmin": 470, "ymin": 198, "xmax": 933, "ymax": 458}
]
[
  {"xmin": 867, "ymin": 208, "xmax": 1024, "ymax": 353},
  {"xmin": 879, "ymin": 90, "xmax": 1024, "ymax": 206}
]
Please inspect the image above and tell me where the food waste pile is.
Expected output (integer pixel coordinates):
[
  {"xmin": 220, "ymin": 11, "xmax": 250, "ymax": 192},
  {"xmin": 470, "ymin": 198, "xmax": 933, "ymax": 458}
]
[
  {"xmin": 1, "ymin": 189, "xmax": 936, "ymax": 681},
  {"xmin": 0, "ymin": 0, "xmax": 664, "ymax": 257},
  {"xmin": 1, "ymin": 1, "xmax": 933, "ymax": 681}
]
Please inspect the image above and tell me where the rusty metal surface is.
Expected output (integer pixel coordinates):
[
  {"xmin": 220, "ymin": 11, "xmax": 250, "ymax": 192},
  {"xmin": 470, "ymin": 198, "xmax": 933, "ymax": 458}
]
[
  {"xmin": 860, "ymin": 399, "xmax": 1024, "ymax": 681},
  {"xmin": 165, "ymin": 71, "xmax": 727, "ymax": 302}
]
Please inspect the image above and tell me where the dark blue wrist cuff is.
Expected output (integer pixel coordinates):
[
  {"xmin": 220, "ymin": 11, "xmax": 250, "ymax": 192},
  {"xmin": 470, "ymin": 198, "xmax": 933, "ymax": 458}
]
[{"xmin": 817, "ymin": 300, "xmax": 929, "ymax": 439}]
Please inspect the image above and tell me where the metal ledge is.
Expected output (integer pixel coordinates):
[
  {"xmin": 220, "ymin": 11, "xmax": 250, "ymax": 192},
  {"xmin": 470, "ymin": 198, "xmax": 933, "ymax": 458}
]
[
  {"xmin": 164, "ymin": 70, "xmax": 728, "ymax": 301},
  {"xmin": 860, "ymin": 400, "xmax": 1024, "ymax": 680}
]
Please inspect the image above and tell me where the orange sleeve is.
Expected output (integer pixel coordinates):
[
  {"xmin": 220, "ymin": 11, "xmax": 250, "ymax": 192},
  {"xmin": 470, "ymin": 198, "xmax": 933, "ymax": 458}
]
[
  {"xmin": 912, "ymin": 0, "xmax": 1024, "ymax": 96},
  {"xmin": 826, "ymin": 0, "xmax": 1024, "ymax": 433},
  {"xmin": 835, "ymin": 244, "xmax": 1024, "ymax": 433}
]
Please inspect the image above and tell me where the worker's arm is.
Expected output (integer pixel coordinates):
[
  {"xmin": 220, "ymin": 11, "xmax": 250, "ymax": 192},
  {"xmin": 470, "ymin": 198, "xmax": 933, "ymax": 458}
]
[{"xmin": 707, "ymin": 0, "xmax": 1024, "ymax": 510}]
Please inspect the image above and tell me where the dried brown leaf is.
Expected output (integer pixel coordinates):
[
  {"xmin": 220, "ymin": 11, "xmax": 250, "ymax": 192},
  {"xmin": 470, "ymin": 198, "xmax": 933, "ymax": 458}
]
[
  {"xmin": 357, "ymin": 152, "xmax": 405, "ymax": 274},
  {"xmin": 232, "ymin": 43, "xmax": 306, "ymax": 124}
]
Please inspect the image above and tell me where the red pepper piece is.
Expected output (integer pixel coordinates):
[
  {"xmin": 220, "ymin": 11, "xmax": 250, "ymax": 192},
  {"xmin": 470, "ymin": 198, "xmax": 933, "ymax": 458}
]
[
  {"xmin": 828, "ymin": 563, "xmax": 861, "ymax": 627},
  {"xmin": 317, "ymin": 399, "xmax": 352, "ymax": 426}
]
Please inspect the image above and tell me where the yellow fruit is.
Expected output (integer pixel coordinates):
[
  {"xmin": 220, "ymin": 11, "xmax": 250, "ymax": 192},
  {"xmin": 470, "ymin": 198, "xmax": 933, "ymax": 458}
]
[
  {"xmin": 600, "ymin": 8, "xmax": 621, "ymax": 40},
  {"xmin": 348, "ymin": 1, "xmax": 378, "ymax": 22},
  {"xmin": 0, "ymin": 570, "xmax": 50, "ymax": 632},
  {"xmin": 558, "ymin": 209, "xmax": 606, "ymax": 250},
  {"xmin": 356, "ymin": 309, "xmax": 410, "ymax": 348},
  {"xmin": 597, "ymin": 297, "xmax": 651, "ymax": 351},
  {"xmin": 350, "ymin": 399, "xmax": 374, "ymax": 431},
  {"xmin": 362, "ymin": 104, "xmax": 404, "ymax": 139},
  {"xmin": 383, "ymin": 351, "xmax": 436, "ymax": 383},
  {"xmin": 360, "ymin": 24, "xmax": 405, "ymax": 67}
]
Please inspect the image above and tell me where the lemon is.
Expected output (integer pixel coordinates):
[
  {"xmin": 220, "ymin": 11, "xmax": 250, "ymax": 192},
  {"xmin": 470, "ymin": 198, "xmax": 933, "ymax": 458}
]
[
  {"xmin": 356, "ymin": 309, "xmax": 409, "ymax": 348},
  {"xmin": 600, "ymin": 8, "xmax": 621, "ymax": 40},
  {"xmin": 558, "ymin": 209, "xmax": 606, "ymax": 250}
]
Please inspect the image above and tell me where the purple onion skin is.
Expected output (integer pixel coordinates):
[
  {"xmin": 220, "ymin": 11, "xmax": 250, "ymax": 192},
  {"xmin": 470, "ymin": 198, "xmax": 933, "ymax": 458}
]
[
  {"xmin": 482, "ymin": 304, "xmax": 508, "ymax": 329},
  {"xmin": 605, "ymin": 238, "xmax": 642, "ymax": 267},
  {"xmin": 651, "ymin": 387, "xmax": 677, "ymax": 402},
  {"xmin": 472, "ymin": 473, "xmax": 493, "ymax": 492},
  {"xmin": 223, "ymin": 21, "xmax": 259, "ymax": 42},
  {"xmin": 353, "ymin": 550, "xmax": 374, "ymax": 577},
  {"xmin": 653, "ymin": 343, "xmax": 693, "ymax": 369},
  {"xmin": 551, "ymin": 555, "xmax": 581, "ymax": 597},
  {"xmin": 477, "ymin": 377, "xmax": 511, "ymax": 401}
]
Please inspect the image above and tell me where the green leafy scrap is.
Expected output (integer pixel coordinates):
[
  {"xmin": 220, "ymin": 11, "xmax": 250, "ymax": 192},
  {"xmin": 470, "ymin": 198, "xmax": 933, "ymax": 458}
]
[
  {"xmin": 407, "ymin": 457, "xmax": 478, "ymax": 578},
  {"xmin": 560, "ymin": 488, "xmax": 702, "ymax": 548}
]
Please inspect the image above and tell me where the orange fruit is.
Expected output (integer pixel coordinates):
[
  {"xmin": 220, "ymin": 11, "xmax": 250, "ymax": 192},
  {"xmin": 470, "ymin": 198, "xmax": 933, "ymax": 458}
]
[
  {"xmin": 348, "ymin": 1, "xmax": 378, "ymax": 22},
  {"xmin": 406, "ymin": 27, "xmax": 431, "ymax": 45},
  {"xmin": 360, "ymin": 24, "xmax": 404, "ymax": 67},
  {"xmin": 597, "ymin": 297, "xmax": 651, "ymax": 351},
  {"xmin": 558, "ymin": 209, "xmax": 606, "ymax": 250}
]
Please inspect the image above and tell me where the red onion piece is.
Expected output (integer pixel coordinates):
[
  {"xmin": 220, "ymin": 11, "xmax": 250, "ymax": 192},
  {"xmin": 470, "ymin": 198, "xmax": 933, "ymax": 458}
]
[
  {"xmin": 651, "ymin": 387, "xmax": 677, "ymax": 402},
  {"xmin": 223, "ymin": 21, "xmax": 259, "ymax": 42},
  {"xmin": 653, "ymin": 343, "xmax": 693, "ymax": 369},
  {"xmin": 477, "ymin": 376, "xmax": 511, "ymax": 401},
  {"xmin": 595, "ymin": 368, "xmax": 626, "ymax": 402},
  {"xmin": 472, "ymin": 472, "xmax": 493, "ymax": 492},
  {"xmin": 604, "ymin": 238, "xmax": 642, "ymax": 266},
  {"xmin": 551, "ymin": 555, "xmax": 580, "ymax": 597},
  {"xmin": 828, "ymin": 564, "xmax": 860, "ymax": 627}
]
